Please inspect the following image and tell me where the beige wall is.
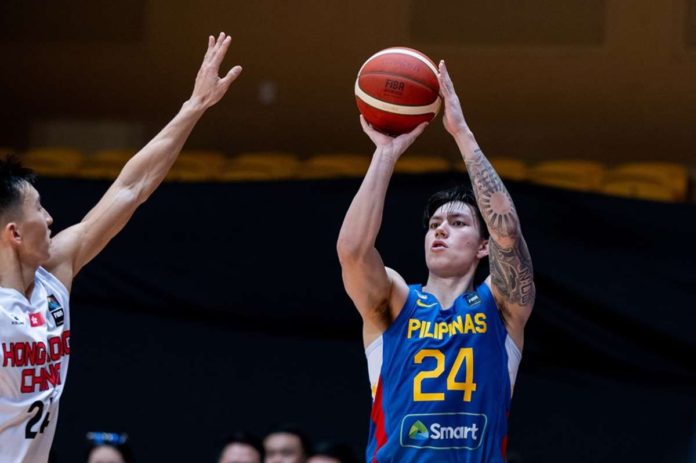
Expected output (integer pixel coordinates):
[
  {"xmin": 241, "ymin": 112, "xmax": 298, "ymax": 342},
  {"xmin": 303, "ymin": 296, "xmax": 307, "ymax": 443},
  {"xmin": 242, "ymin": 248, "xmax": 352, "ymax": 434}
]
[{"xmin": 2, "ymin": 0, "xmax": 695, "ymax": 165}]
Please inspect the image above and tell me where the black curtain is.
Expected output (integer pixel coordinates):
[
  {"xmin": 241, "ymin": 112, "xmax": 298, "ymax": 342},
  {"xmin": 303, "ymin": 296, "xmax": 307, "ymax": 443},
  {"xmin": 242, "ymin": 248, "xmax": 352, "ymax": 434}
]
[{"xmin": 38, "ymin": 174, "xmax": 695, "ymax": 463}]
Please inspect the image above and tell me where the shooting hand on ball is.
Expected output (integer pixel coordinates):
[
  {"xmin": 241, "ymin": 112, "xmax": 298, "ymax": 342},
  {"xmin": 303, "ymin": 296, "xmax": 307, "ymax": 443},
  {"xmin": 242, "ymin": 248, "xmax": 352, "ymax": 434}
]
[
  {"xmin": 437, "ymin": 60, "xmax": 471, "ymax": 138},
  {"xmin": 360, "ymin": 115, "xmax": 428, "ymax": 161},
  {"xmin": 189, "ymin": 32, "xmax": 243, "ymax": 109}
]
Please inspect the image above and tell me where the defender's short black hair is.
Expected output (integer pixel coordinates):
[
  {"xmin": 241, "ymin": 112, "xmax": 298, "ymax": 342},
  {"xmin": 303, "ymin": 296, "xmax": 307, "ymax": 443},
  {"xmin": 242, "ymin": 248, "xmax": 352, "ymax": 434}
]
[
  {"xmin": 0, "ymin": 155, "xmax": 36, "ymax": 219},
  {"xmin": 220, "ymin": 431, "xmax": 264, "ymax": 460},
  {"xmin": 423, "ymin": 185, "xmax": 489, "ymax": 240}
]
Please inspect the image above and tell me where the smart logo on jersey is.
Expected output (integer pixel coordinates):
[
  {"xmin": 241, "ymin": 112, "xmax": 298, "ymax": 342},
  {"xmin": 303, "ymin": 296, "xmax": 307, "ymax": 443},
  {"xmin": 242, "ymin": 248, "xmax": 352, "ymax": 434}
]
[
  {"xmin": 400, "ymin": 413, "xmax": 487, "ymax": 450},
  {"xmin": 408, "ymin": 420, "xmax": 429, "ymax": 440},
  {"xmin": 47, "ymin": 295, "xmax": 64, "ymax": 327}
]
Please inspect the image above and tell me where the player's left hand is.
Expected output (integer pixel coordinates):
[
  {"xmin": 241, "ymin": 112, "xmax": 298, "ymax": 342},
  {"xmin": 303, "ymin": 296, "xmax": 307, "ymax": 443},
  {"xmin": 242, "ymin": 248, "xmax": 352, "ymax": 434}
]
[
  {"xmin": 360, "ymin": 115, "xmax": 428, "ymax": 160},
  {"xmin": 189, "ymin": 32, "xmax": 243, "ymax": 109},
  {"xmin": 437, "ymin": 60, "xmax": 470, "ymax": 137}
]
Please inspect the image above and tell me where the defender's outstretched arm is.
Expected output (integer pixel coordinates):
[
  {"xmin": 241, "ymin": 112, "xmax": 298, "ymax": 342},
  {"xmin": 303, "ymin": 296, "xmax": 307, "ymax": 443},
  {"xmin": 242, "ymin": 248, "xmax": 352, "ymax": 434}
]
[{"xmin": 46, "ymin": 33, "xmax": 242, "ymax": 289}]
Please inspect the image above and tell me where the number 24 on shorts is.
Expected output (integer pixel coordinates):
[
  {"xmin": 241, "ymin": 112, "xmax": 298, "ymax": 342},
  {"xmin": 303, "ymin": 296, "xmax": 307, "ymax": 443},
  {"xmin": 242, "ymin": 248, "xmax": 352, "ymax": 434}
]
[{"xmin": 413, "ymin": 348, "xmax": 476, "ymax": 402}]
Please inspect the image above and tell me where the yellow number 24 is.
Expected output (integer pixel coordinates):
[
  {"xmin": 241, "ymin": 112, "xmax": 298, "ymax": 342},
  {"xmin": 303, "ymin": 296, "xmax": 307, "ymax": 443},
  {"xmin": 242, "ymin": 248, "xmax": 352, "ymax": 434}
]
[{"xmin": 413, "ymin": 348, "xmax": 476, "ymax": 402}]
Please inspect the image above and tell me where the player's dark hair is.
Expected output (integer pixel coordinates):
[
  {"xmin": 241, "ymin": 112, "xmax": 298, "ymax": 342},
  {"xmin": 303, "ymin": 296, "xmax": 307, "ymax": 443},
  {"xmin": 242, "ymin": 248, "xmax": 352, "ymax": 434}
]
[
  {"xmin": 0, "ymin": 155, "xmax": 35, "ymax": 219},
  {"xmin": 310, "ymin": 441, "xmax": 360, "ymax": 463},
  {"xmin": 264, "ymin": 423, "xmax": 311, "ymax": 457},
  {"xmin": 423, "ymin": 185, "xmax": 489, "ymax": 240},
  {"xmin": 220, "ymin": 431, "xmax": 264, "ymax": 460}
]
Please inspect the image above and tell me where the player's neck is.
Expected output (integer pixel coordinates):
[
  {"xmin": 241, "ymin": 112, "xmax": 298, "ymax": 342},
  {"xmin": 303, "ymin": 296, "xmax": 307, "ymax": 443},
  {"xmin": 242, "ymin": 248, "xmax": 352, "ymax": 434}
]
[
  {"xmin": 423, "ymin": 273, "xmax": 475, "ymax": 308},
  {"xmin": 0, "ymin": 248, "xmax": 38, "ymax": 299}
]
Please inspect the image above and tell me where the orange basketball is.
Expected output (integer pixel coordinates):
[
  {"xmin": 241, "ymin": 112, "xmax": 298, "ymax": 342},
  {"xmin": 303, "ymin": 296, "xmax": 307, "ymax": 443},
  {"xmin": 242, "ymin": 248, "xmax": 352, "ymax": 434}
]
[{"xmin": 355, "ymin": 47, "xmax": 441, "ymax": 136}]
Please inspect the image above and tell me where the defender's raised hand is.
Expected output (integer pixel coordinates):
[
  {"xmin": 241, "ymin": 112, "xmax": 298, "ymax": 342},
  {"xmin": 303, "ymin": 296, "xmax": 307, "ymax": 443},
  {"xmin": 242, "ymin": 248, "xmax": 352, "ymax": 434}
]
[{"xmin": 190, "ymin": 32, "xmax": 243, "ymax": 108}]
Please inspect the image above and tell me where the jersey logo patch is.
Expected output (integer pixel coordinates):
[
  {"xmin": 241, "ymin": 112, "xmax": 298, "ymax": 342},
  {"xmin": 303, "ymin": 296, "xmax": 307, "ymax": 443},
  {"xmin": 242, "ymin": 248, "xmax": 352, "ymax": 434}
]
[
  {"xmin": 416, "ymin": 299, "xmax": 438, "ymax": 308},
  {"xmin": 465, "ymin": 293, "xmax": 482, "ymax": 307},
  {"xmin": 400, "ymin": 412, "xmax": 488, "ymax": 450},
  {"xmin": 47, "ymin": 295, "xmax": 64, "ymax": 327},
  {"xmin": 29, "ymin": 312, "xmax": 45, "ymax": 327}
]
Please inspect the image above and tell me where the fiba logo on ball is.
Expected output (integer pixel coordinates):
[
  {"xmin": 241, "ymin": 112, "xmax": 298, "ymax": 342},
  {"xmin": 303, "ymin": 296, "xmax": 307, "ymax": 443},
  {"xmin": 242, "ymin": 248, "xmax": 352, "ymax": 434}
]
[{"xmin": 355, "ymin": 47, "xmax": 441, "ymax": 136}]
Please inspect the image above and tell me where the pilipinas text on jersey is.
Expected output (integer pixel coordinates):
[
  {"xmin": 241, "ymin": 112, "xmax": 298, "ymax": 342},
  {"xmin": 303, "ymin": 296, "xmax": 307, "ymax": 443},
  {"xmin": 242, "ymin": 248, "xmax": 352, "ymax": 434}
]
[{"xmin": 365, "ymin": 283, "xmax": 521, "ymax": 463}]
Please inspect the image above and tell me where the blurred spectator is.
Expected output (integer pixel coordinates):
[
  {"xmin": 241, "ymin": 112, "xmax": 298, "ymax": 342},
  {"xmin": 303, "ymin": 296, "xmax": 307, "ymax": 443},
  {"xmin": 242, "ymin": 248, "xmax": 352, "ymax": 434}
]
[
  {"xmin": 219, "ymin": 431, "xmax": 264, "ymax": 463},
  {"xmin": 264, "ymin": 424, "xmax": 310, "ymax": 463},
  {"xmin": 308, "ymin": 441, "xmax": 359, "ymax": 463},
  {"xmin": 85, "ymin": 432, "xmax": 133, "ymax": 463}
]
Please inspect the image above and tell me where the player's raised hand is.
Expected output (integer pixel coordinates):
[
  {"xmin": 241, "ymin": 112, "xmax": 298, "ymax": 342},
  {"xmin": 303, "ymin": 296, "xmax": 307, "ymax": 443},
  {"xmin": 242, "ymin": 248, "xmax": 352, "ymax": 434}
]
[
  {"xmin": 190, "ymin": 32, "xmax": 242, "ymax": 108},
  {"xmin": 437, "ymin": 60, "xmax": 470, "ymax": 137},
  {"xmin": 360, "ymin": 115, "xmax": 428, "ymax": 160}
]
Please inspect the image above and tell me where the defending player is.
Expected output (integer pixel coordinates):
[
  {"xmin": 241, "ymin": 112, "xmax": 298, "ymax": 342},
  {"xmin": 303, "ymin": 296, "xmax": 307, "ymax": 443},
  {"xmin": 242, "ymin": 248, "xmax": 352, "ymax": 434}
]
[
  {"xmin": 337, "ymin": 61, "xmax": 535, "ymax": 462},
  {"xmin": 0, "ymin": 33, "xmax": 241, "ymax": 462}
]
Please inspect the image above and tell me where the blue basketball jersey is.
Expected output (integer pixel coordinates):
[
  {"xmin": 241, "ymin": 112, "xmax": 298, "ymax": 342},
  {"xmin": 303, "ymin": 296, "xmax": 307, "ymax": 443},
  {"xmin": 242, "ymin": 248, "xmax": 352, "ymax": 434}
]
[{"xmin": 365, "ymin": 283, "xmax": 521, "ymax": 463}]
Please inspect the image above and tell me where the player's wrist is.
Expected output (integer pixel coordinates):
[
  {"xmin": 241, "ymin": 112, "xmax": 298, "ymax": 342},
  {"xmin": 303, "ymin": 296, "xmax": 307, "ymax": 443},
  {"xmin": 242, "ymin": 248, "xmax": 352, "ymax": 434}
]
[
  {"xmin": 181, "ymin": 97, "xmax": 208, "ymax": 115},
  {"xmin": 373, "ymin": 146, "xmax": 400, "ymax": 165}
]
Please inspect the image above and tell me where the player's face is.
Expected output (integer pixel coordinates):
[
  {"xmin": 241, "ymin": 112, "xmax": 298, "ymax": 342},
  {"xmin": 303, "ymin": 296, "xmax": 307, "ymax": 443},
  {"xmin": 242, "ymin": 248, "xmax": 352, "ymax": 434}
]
[
  {"xmin": 87, "ymin": 445, "xmax": 126, "ymax": 463},
  {"xmin": 264, "ymin": 433, "xmax": 305, "ymax": 463},
  {"xmin": 15, "ymin": 184, "xmax": 53, "ymax": 264},
  {"xmin": 219, "ymin": 442, "xmax": 262, "ymax": 463},
  {"xmin": 424, "ymin": 201, "xmax": 487, "ymax": 277}
]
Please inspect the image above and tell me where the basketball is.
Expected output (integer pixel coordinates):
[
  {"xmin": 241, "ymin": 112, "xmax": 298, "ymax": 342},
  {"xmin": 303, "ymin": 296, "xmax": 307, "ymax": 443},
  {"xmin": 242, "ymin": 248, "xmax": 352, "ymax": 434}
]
[{"xmin": 355, "ymin": 47, "xmax": 441, "ymax": 136}]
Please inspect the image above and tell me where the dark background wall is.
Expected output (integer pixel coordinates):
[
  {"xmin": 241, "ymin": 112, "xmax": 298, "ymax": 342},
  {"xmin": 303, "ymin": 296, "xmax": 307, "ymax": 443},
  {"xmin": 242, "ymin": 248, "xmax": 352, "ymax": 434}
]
[
  {"xmin": 36, "ymin": 174, "xmax": 696, "ymax": 463},
  {"xmin": 2, "ymin": 1, "xmax": 695, "ymax": 461},
  {"xmin": 2, "ymin": 0, "xmax": 696, "ymax": 165}
]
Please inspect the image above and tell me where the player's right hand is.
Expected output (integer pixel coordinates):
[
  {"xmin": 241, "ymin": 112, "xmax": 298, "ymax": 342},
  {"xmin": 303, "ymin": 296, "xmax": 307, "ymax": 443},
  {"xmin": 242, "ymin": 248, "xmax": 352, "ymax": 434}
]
[
  {"xmin": 190, "ymin": 32, "xmax": 243, "ymax": 109},
  {"xmin": 360, "ymin": 115, "xmax": 428, "ymax": 160}
]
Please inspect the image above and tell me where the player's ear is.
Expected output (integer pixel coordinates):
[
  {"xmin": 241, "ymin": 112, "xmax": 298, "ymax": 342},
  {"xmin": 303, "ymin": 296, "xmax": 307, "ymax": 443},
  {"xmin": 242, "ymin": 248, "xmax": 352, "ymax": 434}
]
[
  {"xmin": 3, "ymin": 222, "xmax": 21, "ymax": 245},
  {"xmin": 476, "ymin": 238, "xmax": 489, "ymax": 259}
]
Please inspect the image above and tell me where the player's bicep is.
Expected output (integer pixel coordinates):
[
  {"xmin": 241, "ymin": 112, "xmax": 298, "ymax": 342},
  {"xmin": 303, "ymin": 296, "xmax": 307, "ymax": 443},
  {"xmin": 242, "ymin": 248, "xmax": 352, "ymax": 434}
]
[
  {"xmin": 339, "ymin": 249, "xmax": 407, "ymax": 325},
  {"xmin": 488, "ymin": 235, "xmax": 535, "ymax": 328}
]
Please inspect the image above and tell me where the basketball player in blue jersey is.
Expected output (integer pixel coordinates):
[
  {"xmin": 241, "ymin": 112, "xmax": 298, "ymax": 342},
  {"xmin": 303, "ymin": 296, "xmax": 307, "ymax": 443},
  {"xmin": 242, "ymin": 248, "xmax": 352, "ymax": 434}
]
[
  {"xmin": 337, "ymin": 60, "xmax": 535, "ymax": 463},
  {"xmin": 0, "ymin": 33, "xmax": 241, "ymax": 462}
]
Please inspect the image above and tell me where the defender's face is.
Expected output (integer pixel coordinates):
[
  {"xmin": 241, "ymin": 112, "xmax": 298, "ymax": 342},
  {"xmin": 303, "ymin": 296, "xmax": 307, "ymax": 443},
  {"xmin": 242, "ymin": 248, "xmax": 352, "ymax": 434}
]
[
  {"xmin": 16, "ymin": 184, "xmax": 53, "ymax": 264},
  {"xmin": 425, "ymin": 201, "xmax": 487, "ymax": 278}
]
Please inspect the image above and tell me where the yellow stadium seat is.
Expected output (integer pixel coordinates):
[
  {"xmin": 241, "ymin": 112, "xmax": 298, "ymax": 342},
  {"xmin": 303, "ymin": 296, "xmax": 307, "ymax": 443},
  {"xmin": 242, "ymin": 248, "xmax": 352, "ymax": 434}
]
[
  {"xmin": 167, "ymin": 150, "xmax": 227, "ymax": 182},
  {"xmin": 23, "ymin": 148, "xmax": 84, "ymax": 177},
  {"xmin": 299, "ymin": 154, "xmax": 372, "ymax": 179},
  {"xmin": 220, "ymin": 152, "xmax": 300, "ymax": 181},
  {"xmin": 489, "ymin": 158, "xmax": 528, "ymax": 181},
  {"xmin": 394, "ymin": 154, "xmax": 451, "ymax": 174},
  {"xmin": 528, "ymin": 160, "xmax": 606, "ymax": 192},
  {"xmin": 79, "ymin": 149, "xmax": 133, "ymax": 180},
  {"xmin": 600, "ymin": 162, "xmax": 689, "ymax": 202}
]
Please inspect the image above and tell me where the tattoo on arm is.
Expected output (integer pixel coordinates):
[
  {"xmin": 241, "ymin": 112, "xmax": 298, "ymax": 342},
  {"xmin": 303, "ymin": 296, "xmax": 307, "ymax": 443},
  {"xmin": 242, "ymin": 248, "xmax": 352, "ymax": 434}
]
[
  {"xmin": 489, "ymin": 238, "xmax": 535, "ymax": 307},
  {"xmin": 467, "ymin": 148, "xmax": 518, "ymax": 238},
  {"xmin": 466, "ymin": 148, "xmax": 535, "ymax": 307}
]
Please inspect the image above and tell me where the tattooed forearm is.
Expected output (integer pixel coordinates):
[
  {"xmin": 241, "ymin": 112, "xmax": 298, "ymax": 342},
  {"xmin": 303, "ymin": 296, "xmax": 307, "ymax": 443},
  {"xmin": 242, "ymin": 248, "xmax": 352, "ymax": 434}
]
[
  {"xmin": 489, "ymin": 238, "xmax": 536, "ymax": 307},
  {"xmin": 466, "ymin": 148, "xmax": 519, "ymax": 238}
]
